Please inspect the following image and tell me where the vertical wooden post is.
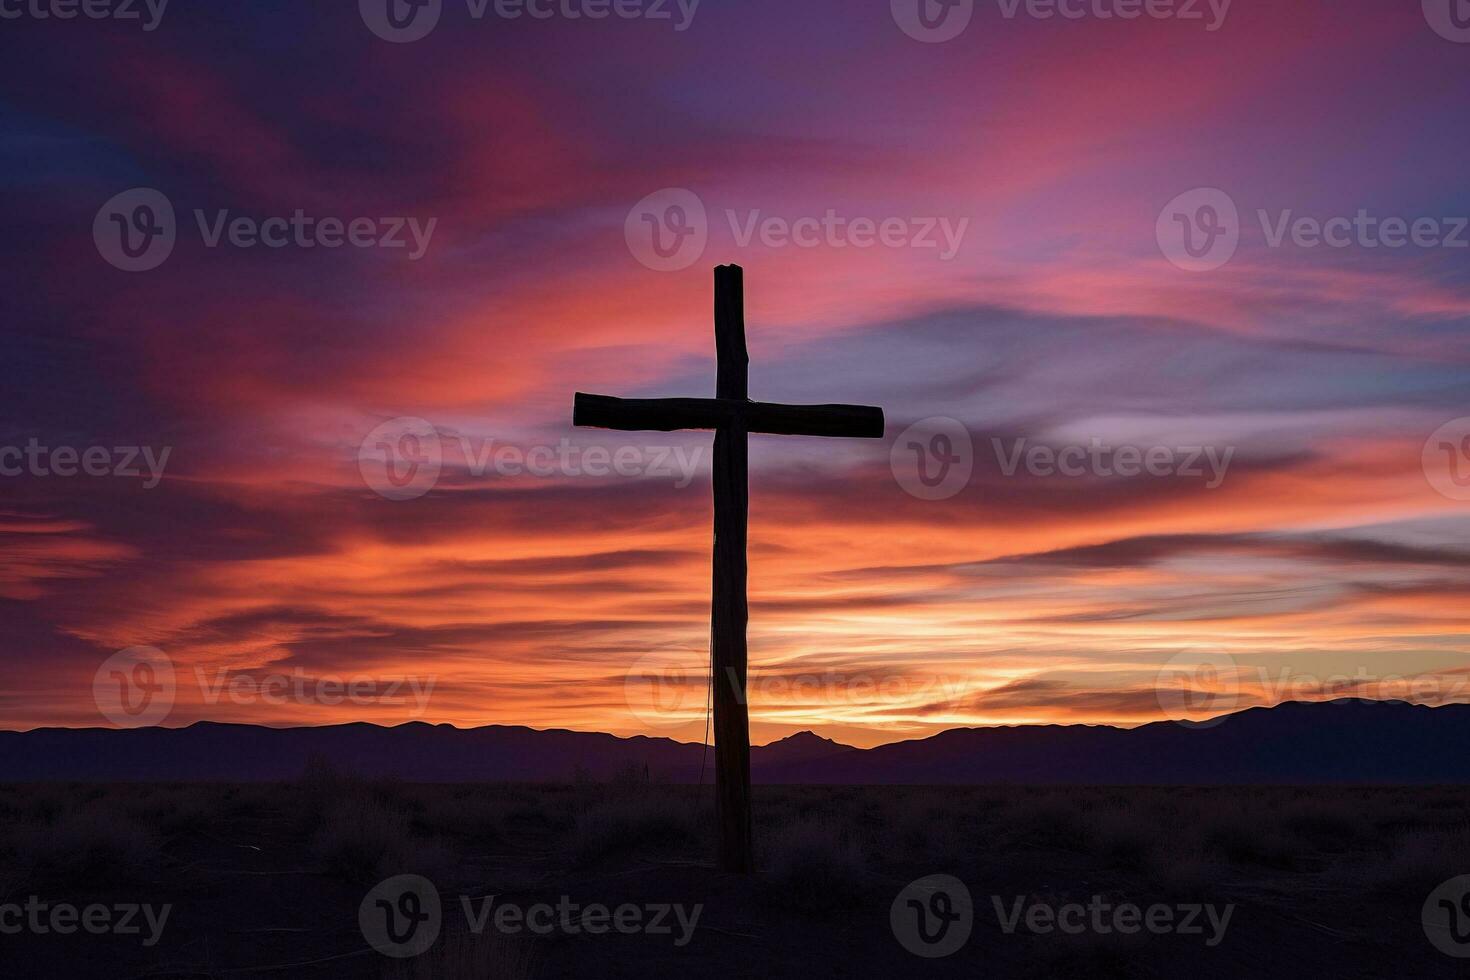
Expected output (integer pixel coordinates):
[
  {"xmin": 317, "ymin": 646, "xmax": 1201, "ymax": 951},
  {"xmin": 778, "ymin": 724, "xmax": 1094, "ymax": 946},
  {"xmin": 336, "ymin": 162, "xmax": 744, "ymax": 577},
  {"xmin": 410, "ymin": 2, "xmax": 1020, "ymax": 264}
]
[
  {"xmin": 574, "ymin": 264, "xmax": 881, "ymax": 875},
  {"xmin": 711, "ymin": 265, "xmax": 753, "ymax": 873}
]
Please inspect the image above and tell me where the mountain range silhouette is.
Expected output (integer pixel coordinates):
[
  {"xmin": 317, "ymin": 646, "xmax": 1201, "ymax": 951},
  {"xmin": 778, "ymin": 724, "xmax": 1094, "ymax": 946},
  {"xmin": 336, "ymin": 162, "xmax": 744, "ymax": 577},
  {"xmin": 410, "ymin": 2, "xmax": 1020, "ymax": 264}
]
[{"xmin": 6, "ymin": 699, "xmax": 1467, "ymax": 783}]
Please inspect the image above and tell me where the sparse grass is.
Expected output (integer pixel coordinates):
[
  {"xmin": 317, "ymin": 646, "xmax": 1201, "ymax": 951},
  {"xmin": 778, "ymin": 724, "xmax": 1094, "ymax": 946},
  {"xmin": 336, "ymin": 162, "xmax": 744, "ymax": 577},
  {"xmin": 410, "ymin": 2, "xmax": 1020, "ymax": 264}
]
[
  {"xmin": 1008, "ymin": 793, "xmax": 1090, "ymax": 850},
  {"xmin": 1345, "ymin": 823, "xmax": 1470, "ymax": 897},
  {"xmin": 120, "ymin": 784, "xmax": 220, "ymax": 835},
  {"xmin": 8, "ymin": 806, "xmax": 159, "ymax": 890},
  {"xmin": 570, "ymin": 791, "xmax": 703, "ymax": 867},
  {"xmin": 297, "ymin": 762, "xmax": 449, "ymax": 884},
  {"xmin": 312, "ymin": 800, "xmax": 414, "ymax": 883},
  {"xmin": 762, "ymin": 817, "xmax": 867, "ymax": 912},
  {"xmin": 1092, "ymin": 806, "xmax": 1156, "ymax": 870},
  {"xmin": 0, "ymin": 781, "xmax": 1466, "ymax": 978}
]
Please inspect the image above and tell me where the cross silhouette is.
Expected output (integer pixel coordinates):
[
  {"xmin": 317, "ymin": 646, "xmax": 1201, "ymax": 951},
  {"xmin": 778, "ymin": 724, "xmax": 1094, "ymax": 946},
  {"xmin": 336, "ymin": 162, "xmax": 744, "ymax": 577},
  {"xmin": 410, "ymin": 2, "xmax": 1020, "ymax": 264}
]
[{"xmin": 574, "ymin": 264, "xmax": 885, "ymax": 872}]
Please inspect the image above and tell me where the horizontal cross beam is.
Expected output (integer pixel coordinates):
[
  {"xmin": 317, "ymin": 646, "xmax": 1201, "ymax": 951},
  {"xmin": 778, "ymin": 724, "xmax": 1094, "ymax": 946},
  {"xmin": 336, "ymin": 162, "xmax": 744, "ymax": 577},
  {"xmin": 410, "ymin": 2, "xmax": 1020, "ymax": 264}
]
[{"xmin": 573, "ymin": 392, "xmax": 884, "ymax": 439}]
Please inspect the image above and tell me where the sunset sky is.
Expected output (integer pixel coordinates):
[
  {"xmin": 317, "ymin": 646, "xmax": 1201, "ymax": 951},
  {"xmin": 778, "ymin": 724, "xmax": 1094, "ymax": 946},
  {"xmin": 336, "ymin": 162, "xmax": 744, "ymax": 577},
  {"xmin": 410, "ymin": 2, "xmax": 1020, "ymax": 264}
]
[{"xmin": 3, "ymin": 0, "xmax": 1469, "ymax": 746}]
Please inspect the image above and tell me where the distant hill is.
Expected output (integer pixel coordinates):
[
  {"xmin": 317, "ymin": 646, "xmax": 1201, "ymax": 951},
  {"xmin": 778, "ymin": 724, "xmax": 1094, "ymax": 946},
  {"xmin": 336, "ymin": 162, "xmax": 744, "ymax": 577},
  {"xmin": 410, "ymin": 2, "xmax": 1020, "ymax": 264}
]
[{"xmin": 3, "ymin": 699, "xmax": 1468, "ymax": 783}]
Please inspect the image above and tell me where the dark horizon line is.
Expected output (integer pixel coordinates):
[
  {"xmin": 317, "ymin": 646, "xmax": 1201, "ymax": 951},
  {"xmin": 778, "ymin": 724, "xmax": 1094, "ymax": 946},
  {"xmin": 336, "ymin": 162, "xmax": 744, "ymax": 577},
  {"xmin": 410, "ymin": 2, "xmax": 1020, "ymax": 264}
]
[{"xmin": 7, "ymin": 695, "xmax": 1454, "ymax": 742}]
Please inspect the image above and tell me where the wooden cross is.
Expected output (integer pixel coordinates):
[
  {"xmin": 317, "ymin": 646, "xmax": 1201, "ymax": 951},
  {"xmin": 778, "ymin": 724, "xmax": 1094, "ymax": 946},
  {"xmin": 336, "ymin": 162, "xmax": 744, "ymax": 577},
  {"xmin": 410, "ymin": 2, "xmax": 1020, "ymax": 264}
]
[{"xmin": 574, "ymin": 264, "xmax": 885, "ymax": 873}]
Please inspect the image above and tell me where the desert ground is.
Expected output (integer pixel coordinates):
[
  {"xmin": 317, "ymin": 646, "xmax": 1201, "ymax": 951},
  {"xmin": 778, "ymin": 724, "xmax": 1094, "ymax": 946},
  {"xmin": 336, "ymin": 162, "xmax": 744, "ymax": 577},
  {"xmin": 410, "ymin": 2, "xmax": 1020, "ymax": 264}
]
[{"xmin": 0, "ymin": 769, "xmax": 1466, "ymax": 978}]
